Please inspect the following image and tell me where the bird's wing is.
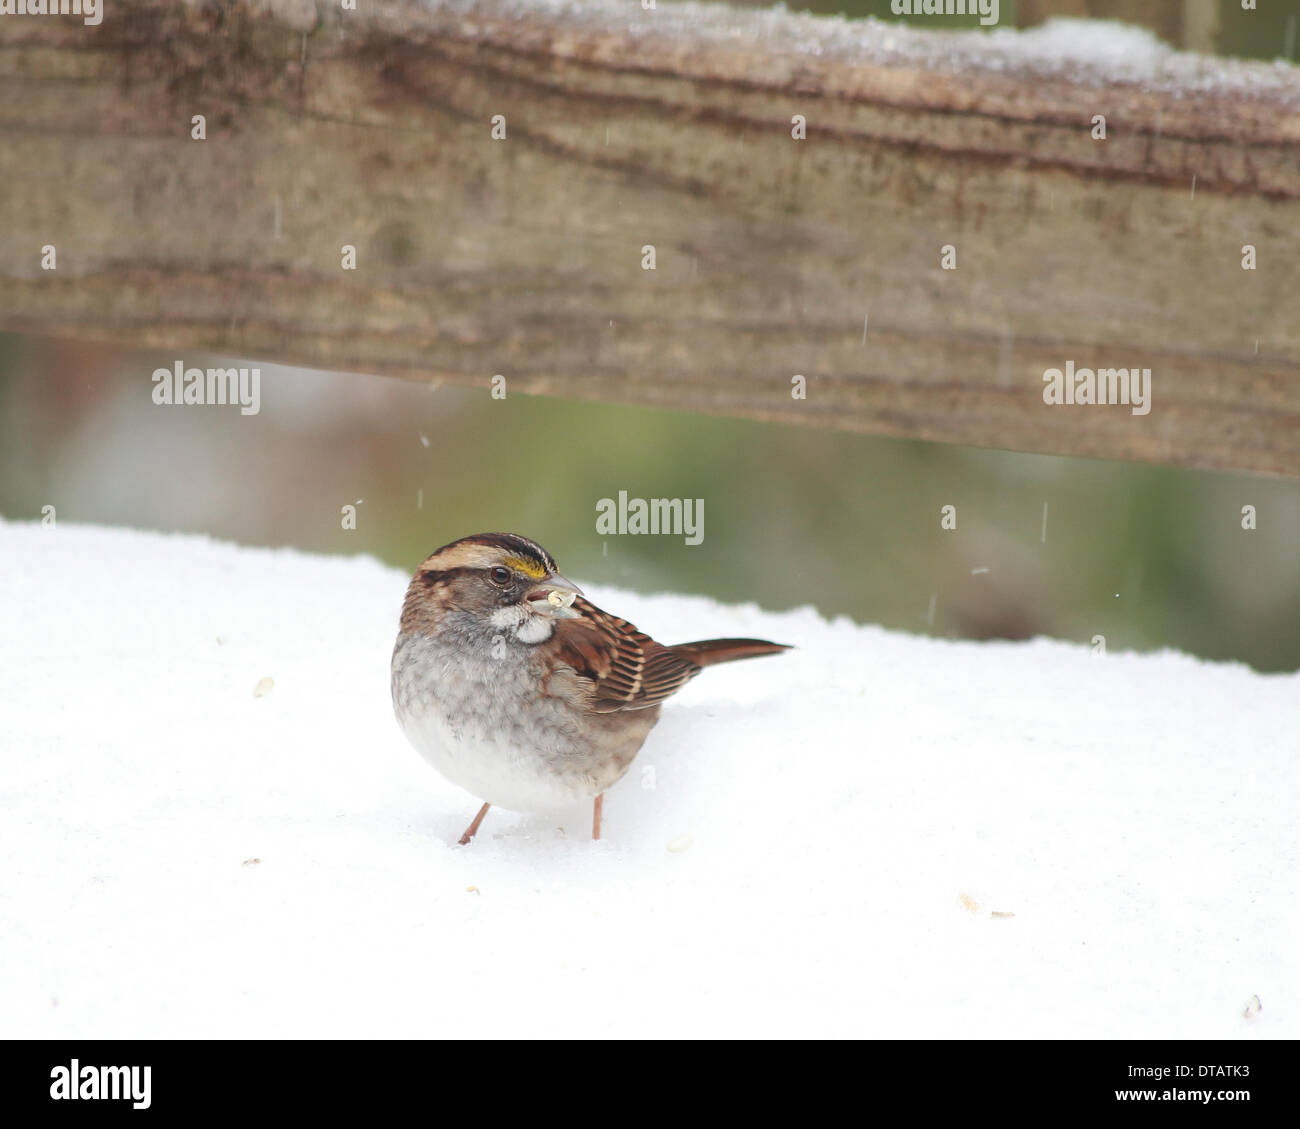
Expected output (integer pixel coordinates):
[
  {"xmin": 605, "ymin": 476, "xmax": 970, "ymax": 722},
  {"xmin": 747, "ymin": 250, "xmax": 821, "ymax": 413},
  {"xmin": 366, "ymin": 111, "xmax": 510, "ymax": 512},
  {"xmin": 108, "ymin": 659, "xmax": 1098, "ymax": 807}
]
[{"xmin": 548, "ymin": 597, "xmax": 703, "ymax": 713}]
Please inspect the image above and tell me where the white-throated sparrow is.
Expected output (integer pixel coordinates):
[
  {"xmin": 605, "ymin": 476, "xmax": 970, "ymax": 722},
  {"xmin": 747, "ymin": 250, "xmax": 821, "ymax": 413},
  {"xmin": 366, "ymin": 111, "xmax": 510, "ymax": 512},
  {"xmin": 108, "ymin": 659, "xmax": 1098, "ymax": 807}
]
[{"xmin": 391, "ymin": 532, "xmax": 790, "ymax": 844}]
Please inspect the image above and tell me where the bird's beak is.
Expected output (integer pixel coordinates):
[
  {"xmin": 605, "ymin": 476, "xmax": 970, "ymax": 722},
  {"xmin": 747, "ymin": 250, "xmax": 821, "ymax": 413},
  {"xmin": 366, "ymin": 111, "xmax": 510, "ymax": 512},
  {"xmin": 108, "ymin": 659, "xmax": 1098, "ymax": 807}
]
[{"xmin": 526, "ymin": 574, "xmax": 584, "ymax": 618}]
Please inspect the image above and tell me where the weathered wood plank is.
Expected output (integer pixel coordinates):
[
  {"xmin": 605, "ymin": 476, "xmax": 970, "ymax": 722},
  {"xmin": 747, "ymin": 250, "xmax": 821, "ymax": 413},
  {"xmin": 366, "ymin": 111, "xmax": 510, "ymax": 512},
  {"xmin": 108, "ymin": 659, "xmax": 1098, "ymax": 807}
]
[{"xmin": 1, "ymin": 0, "xmax": 1297, "ymax": 474}]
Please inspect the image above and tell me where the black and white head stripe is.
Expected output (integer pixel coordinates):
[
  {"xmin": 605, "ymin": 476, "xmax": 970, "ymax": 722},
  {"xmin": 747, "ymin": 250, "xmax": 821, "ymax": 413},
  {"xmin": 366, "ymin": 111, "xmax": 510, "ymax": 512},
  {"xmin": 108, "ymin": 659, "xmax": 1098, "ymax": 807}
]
[{"xmin": 419, "ymin": 532, "xmax": 558, "ymax": 578}]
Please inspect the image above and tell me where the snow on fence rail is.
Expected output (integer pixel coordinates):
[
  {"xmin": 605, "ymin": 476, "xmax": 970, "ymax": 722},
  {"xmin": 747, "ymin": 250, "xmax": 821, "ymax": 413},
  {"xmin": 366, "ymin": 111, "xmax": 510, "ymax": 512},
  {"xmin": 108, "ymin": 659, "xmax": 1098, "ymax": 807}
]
[{"xmin": 0, "ymin": 0, "xmax": 1297, "ymax": 474}]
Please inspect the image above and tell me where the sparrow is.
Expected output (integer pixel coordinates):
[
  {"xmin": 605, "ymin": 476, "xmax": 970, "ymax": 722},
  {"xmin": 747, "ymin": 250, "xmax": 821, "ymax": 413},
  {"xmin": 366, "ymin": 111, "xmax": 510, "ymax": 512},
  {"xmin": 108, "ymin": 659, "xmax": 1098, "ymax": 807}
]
[{"xmin": 391, "ymin": 532, "xmax": 790, "ymax": 844}]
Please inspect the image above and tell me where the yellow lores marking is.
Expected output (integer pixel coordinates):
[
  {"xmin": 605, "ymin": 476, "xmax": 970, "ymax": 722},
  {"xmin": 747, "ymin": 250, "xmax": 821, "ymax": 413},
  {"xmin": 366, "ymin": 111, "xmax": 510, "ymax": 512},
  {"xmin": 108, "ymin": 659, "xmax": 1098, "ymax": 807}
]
[{"xmin": 503, "ymin": 556, "xmax": 547, "ymax": 580}]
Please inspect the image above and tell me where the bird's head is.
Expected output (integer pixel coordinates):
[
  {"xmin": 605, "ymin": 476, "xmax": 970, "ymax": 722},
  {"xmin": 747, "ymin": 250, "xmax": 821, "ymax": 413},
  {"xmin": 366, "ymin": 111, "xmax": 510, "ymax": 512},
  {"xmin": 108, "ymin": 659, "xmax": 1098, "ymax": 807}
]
[{"xmin": 401, "ymin": 532, "xmax": 583, "ymax": 643}]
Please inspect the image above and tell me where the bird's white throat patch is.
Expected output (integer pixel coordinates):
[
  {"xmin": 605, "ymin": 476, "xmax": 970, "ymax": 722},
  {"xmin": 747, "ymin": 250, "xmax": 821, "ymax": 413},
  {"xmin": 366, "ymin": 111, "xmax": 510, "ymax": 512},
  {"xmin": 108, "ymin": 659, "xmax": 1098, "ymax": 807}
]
[
  {"xmin": 489, "ymin": 604, "xmax": 554, "ymax": 643},
  {"xmin": 515, "ymin": 615, "xmax": 555, "ymax": 643}
]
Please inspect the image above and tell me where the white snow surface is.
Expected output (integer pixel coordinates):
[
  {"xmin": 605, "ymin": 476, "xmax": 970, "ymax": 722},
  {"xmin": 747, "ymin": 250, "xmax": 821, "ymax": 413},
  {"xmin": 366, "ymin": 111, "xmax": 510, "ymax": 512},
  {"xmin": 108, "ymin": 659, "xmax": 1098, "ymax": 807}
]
[
  {"xmin": 400, "ymin": 1, "xmax": 1300, "ymax": 105},
  {"xmin": 1, "ymin": 519, "xmax": 1295, "ymax": 1038}
]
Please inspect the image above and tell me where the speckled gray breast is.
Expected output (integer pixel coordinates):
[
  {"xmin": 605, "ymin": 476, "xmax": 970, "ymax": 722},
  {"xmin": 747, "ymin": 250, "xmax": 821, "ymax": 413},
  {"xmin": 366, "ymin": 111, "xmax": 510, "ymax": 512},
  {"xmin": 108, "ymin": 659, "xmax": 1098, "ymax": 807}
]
[{"xmin": 391, "ymin": 629, "xmax": 659, "ymax": 811}]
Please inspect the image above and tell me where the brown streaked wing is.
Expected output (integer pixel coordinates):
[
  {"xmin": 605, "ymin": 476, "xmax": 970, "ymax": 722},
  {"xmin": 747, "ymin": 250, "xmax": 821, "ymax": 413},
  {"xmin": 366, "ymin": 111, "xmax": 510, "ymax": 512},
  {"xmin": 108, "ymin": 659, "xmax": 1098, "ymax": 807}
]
[{"xmin": 550, "ymin": 598, "xmax": 702, "ymax": 713}]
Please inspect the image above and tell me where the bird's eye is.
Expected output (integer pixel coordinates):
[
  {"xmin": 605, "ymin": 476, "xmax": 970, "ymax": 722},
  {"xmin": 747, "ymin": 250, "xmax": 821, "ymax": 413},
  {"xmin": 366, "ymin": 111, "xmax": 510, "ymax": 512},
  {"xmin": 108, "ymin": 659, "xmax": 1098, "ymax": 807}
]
[{"xmin": 490, "ymin": 566, "xmax": 511, "ymax": 584}]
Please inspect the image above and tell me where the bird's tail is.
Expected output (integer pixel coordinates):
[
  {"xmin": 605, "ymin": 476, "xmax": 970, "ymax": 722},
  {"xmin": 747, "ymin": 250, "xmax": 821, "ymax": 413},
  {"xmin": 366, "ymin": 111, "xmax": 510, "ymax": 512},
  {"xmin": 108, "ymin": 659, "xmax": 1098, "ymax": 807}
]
[{"xmin": 669, "ymin": 638, "xmax": 792, "ymax": 668}]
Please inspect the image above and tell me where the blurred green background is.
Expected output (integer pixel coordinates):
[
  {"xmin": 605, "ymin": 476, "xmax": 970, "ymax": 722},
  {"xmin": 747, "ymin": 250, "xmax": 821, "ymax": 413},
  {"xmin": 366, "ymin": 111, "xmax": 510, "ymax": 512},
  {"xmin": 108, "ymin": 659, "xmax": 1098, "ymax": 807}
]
[
  {"xmin": 3, "ymin": 334, "xmax": 1297, "ymax": 671},
  {"xmin": 715, "ymin": 0, "xmax": 1295, "ymax": 60}
]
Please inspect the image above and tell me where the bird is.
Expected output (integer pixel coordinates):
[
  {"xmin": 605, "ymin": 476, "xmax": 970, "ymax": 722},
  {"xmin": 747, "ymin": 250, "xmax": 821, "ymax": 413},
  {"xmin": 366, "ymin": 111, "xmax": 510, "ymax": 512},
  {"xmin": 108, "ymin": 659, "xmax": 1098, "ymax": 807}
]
[{"xmin": 390, "ymin": 532, "xmax": 790, "ymax": 844}]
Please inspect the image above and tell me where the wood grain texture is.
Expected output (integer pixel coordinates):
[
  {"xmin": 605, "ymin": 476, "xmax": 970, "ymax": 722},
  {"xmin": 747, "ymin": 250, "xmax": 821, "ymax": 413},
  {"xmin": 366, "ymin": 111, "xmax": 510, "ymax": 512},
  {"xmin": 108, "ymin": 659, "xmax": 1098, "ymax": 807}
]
[{"xmin": 1, "ymin": 0, "xmax": 1297, "ymax": 474}]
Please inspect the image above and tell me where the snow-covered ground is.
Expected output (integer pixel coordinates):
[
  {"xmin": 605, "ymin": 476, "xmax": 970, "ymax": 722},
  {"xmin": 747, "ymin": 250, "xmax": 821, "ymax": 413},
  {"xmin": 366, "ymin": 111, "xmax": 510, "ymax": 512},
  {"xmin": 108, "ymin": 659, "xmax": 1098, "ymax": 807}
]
[{"xmin": 1, "ymin": 519, "xmax": 1294, "ymax": 1038}]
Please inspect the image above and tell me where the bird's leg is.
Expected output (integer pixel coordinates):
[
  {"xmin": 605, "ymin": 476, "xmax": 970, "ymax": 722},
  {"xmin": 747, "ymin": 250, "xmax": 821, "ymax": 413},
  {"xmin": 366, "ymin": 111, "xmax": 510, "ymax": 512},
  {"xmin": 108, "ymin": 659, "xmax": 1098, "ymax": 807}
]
[
  {"xmin": 592, "ymin": 794, "xmax": 603, "ymax": 841},
  {"xmin": 458, "ymin": 802, "xmax": 491, "ymax": 846}
]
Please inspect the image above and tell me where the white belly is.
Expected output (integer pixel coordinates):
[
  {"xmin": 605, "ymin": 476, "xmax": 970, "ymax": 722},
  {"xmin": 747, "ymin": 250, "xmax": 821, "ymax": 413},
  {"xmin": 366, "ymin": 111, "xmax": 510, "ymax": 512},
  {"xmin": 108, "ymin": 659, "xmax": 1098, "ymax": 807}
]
[
  {"xmin": 396, "ymin": 704, "xmax": 597, "ymax": 813},
  {"xmin": 391, "ymin": 630, "xmax": 657, "ymax": 813}
]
